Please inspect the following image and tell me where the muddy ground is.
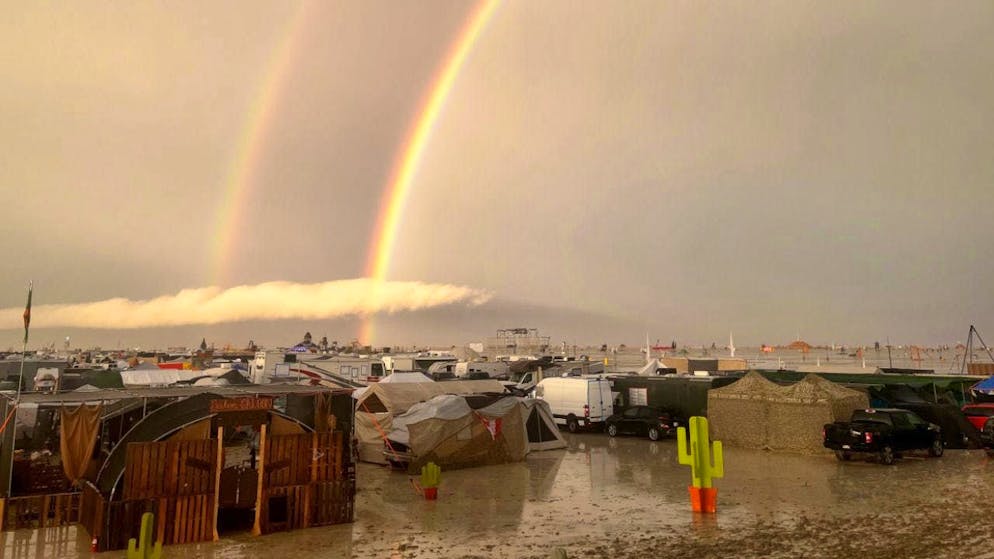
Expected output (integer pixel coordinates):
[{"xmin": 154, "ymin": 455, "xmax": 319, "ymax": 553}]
[{"xmin": 3, "ymin": 432, "xmax": 993, "ymax": 558}]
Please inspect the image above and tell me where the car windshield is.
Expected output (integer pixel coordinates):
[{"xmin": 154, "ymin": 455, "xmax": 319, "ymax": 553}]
[{"xmin": 852, "ymin": 411, "xmax": 893, "ymax": 426}]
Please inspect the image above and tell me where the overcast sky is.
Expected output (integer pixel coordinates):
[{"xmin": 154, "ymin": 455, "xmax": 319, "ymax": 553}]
[{"xmin": 1, "ymin": 1, "xmax": 992, "ymax": 350}]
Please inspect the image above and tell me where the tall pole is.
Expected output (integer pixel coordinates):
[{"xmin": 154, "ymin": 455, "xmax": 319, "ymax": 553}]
[
  {"xmin": 14, "ymin": 332, "xmax": 26, "ymax": 403},
  {"xmin": 6, "ymin": 282, "xmax": 31, "ymax": 505},
  {"xmin": 887, "ymin": 337, "xmax": 893, "ymax": 369},
  {"xmin": 15, "ymin": 281, "xmax": 32, "ymax": 402},
  {"xmin": 961, "ymin": 325, "xmax": 975, "ymax": 375}
]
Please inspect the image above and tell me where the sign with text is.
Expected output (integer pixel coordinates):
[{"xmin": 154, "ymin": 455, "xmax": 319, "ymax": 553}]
[{"xmin": 209, "ymin": 397, "xmax": 273, "ymax": 414}]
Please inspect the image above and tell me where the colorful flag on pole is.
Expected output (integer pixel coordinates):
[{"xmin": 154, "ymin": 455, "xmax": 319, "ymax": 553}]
[{"xmin": 22, "ymin": 282, "xmax": 32, "ymax": 344}]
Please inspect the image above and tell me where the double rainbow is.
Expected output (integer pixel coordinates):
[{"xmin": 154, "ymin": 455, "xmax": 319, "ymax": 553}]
[
  {"xmin": 361, "ymin": 0, "xmax": 500, "ymax": 345},
  {"xmin": 210, "ymin": 2, "xmax": 313, "ymax": 287},
  {"xmin": 211, "ymin": 0, "xmax": 500, "ymax": 345}
]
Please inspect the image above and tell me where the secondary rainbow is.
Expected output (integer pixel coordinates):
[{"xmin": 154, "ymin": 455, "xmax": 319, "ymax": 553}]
[
  {"xmin": 360, "ymin": 0, "xmax": 500, "ymax": 345},
  {"xmin": 209, "ymin": 2, "xmax": 312, "ymax": 287}
]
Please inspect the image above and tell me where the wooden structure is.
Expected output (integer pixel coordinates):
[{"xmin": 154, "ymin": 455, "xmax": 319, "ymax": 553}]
[
  {"xmin": 1, "ymin": 385, "xmax": 355, "ymax": 552},
  {"xmin": 257, "ymin": 431, "xmax": 352, "ymax": 534}
]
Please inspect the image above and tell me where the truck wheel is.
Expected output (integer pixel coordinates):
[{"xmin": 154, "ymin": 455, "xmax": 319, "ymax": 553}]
[
  {"xmin": 879, "ymin": 445, "xmax": 895, "ymax": 465},
  {"xmin": 928, "ymin": 438, "xmax": 944, "ymax": 457},
  {"xmin": 566, "ymin": 417, "xmax": 580, "ymax": 433},
  {"xmin": 834, "ymin": 450, "xmax": 852, "ymax": 461},
  {"xmin": 607, "ymin": 424, "xmax": 618, "ymax": 437},
  {"xmin": 648, "ymin": 427, "xmax": 661, "ymax": 441}
]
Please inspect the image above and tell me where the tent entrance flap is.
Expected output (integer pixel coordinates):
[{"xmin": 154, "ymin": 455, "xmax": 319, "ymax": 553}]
[{"xmin": 526, "ymin": 407, "xmax": 558, "ymax": 442}]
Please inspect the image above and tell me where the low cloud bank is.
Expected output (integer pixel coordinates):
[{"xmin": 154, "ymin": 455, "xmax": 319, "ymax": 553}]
[{"xmin": 1, "ymin": 279, "xmax": 493, "ymax": 329}]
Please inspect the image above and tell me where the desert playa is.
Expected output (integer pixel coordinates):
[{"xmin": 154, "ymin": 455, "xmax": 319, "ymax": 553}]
[{"xmin": 3, "ymin": 431, "xmax": 991, "ymax": 559}]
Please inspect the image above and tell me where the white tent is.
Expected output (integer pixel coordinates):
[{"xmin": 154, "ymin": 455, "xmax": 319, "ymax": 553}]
[{"xmin": 637, "ymin": 358, "xmax": 662, "ymax": 376}]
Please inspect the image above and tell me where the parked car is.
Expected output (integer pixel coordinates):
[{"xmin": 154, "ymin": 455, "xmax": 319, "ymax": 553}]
[
  {"xmin": 605, "ymin": 406, "xmax": 678, "ymax": 441},
  {"xmin": 961, "ymin": 402, "xmax": 994, "ymax": 455},
  {"xmin": 823, "ymin": 408, "xmax": 943, "ymax": 465}
]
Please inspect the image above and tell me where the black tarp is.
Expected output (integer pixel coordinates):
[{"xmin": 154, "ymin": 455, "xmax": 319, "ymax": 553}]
[
  {"xmin": 609, "ymin": 375, "xmax": 741, "ymax": 420},
  {"xmin": 687, "ymin": 359, "xmax": 719, "ymax": 373},
  {"xmin": 870, "ymin": 386, "xmax": 983, "ymax": 449}
]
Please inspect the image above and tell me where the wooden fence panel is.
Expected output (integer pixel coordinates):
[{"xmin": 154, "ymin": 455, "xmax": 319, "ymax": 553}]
[
  {"xmin": 259, "ymin": 430, "xmax": 352, "ymax": 535},
  {"xmin": 164, "ymin": 494, "xmax": 214, "ymax": 545},
  {"xmin": 311, "ymin": 480, "xmax": 354, "ymax": 526},
  {"xmin": 124, "ymin": 440, "xmax": 217, "ymax": 500},
  {"xmin": 312, "ymin": 431, "xmax": 343, "ymax": 482},
  {"xmin": 103, "ymin": 498, "xmax": 156, "ymax": 551},
  {"xmin": 266, "ymin": 434, "xmax": 311, "ymax": 487},
  {"xmin": 2, "ymin": 492, "xmax": 80, "ymax": 530}
]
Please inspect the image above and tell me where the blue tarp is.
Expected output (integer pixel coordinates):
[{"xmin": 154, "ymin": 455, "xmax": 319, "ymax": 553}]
[{"xmin": 972, "ymin": 376, "xmax": 994, "ymax": 393}]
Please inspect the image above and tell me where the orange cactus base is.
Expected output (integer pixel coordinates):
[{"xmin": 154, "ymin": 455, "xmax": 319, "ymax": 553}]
[{"xmin": 688, "ymin": 486, "xmax": 718, "ymax": 513}]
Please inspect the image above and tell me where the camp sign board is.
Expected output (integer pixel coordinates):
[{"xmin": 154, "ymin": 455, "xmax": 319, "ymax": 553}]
[{"xmin": 209, "ymin": 397, "xmax": 274, "ymax": 414}]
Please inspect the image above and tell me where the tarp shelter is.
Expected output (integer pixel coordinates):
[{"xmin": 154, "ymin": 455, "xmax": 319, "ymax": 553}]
[
  {"xmin": 350, "ymin": 372, "xmax": 433, "ymax": 400},
  {"xmin": 870, "ymin": 384, "xmax": 981, "ymax": 448},
  {"xmin": 354, "ymin": 379, "xmax": 506, "ymax": 464},
  {"xmin": 660, "ymin": 358, "xmax": 747, "ymax": 374},
  {"xmin": 708, "ymin": 372, "xmax": 868, "ymax": 452},
  {"xmin": 637, "ymin": 359, "xmax": 662, "ymax": 376},
  {"xmin": 386, "ymin": 394, "xmax": 564, "ymax": 472},
  {"xmin": 971, "ymin": 375, "xmax": 994, "ymax": 400}
]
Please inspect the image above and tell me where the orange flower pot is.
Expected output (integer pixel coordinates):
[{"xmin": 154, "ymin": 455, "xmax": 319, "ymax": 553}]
[
  {"xmin": 688, "ymin": 486, "xmax": 717, "ymax": 513},
  {"xmin": 424, "ymin": 487, "xmax": 438, "ymax": 500},
  {"xmin": 688, "ymin": 486, "xmax": 702, "ymax": 512},
  {"xmin": 700, "ymin": 487, "xmax": 717, "ymax": 513}
]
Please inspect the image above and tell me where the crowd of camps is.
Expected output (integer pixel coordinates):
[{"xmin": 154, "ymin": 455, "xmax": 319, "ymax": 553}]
[{"xmin": 0, "ymin": 329, "xmax": 992, "ymax": 554}]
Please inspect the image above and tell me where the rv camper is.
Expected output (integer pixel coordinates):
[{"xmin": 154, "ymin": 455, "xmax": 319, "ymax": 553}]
[{"xmin": 253, "ymin": 351, "xmax": 385, "ymax": 386}]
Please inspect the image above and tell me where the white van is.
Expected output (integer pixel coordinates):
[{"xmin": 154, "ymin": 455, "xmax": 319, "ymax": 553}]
[{"xmin": 535, "ymin": 377, "xmax": 614, "ymax": 432}]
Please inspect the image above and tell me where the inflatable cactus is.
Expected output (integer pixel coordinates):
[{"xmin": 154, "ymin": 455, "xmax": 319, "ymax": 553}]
[
  {"xmin": 677, "ymin": 416, "xmax": 723, "ymax": 488},
  {"xmin": 126, "ymin": 512, "xmax": 162, "ymax": 559},
  {"xmin": 420, "ymin": 462, "xmax": 441, "ymax": 489}
]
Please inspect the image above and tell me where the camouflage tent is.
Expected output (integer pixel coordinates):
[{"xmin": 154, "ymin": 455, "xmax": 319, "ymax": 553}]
[{"xmin": 708, "ymin": 372, "xmax": 867, "ymax": 452}]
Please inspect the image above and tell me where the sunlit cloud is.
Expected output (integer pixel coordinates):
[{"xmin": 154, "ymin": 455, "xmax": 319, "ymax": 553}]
[{"xmin": 0, "ymin": 279, "xmax": 493, "ymax": 329}]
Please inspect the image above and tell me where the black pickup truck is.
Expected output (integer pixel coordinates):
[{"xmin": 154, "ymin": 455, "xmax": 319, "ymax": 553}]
[{"xmin": 823, "ymin": 408, "xmax": 944, "ymax": 465}]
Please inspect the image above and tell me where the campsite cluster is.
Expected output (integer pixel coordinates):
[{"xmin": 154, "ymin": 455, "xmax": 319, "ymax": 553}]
[{"xmin": 1, "ymin": 336, "xmax": 993, "ymax": 558}]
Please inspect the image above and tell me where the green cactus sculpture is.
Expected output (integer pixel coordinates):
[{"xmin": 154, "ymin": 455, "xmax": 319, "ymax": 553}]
[
  {"xmin": 420, "ymin": 462, "xmax": 441, "ymax": 489},
  {"xmin": 127, "ymin": 512, "xmax": 162, "ymax": 559},
  {"xmin": 677, "ymin": 416, "xmax": 724, "ymax": 488}
]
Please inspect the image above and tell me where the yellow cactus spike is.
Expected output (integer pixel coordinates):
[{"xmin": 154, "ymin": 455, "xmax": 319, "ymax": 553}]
[
  {"xmin": 676, "ymin": 416, "xmax": 724, "ymax": 489},
  {"xmin": 420, "ymin": 462, "xmax": 441, "ymax": 488},
  {"xmin": 126, "ymin": 512, "xmax": 162, "ymax": 559}
]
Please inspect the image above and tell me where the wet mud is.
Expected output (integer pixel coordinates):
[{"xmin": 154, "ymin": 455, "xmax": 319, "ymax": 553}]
[{"xmin": 4, "ymin": 432, "xmax": 993, "ymax": 558}]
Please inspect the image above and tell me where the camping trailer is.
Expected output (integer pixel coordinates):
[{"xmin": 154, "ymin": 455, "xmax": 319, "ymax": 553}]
[
  {"xmin": 535, "ymin": 376, "xmax": 614, "ymax": 432},
  {"xmin": 453, "ymin": 361, "xmax": 511, "ymax": 379},
  {"xmin": 253, "ymin": 351, "xmax": 384, "ymax": 386}
]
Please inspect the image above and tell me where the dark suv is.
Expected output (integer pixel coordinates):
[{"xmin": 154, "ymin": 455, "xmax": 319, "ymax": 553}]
[{"xmin": 605, "ymin": 406, "xmax": 679, "ymax": 441}]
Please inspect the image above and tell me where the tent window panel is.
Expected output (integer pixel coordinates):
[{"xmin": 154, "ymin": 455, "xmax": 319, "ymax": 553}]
[{"xmin": 629, "ymin": 388, "xmax": 648, "ymax": 406}]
